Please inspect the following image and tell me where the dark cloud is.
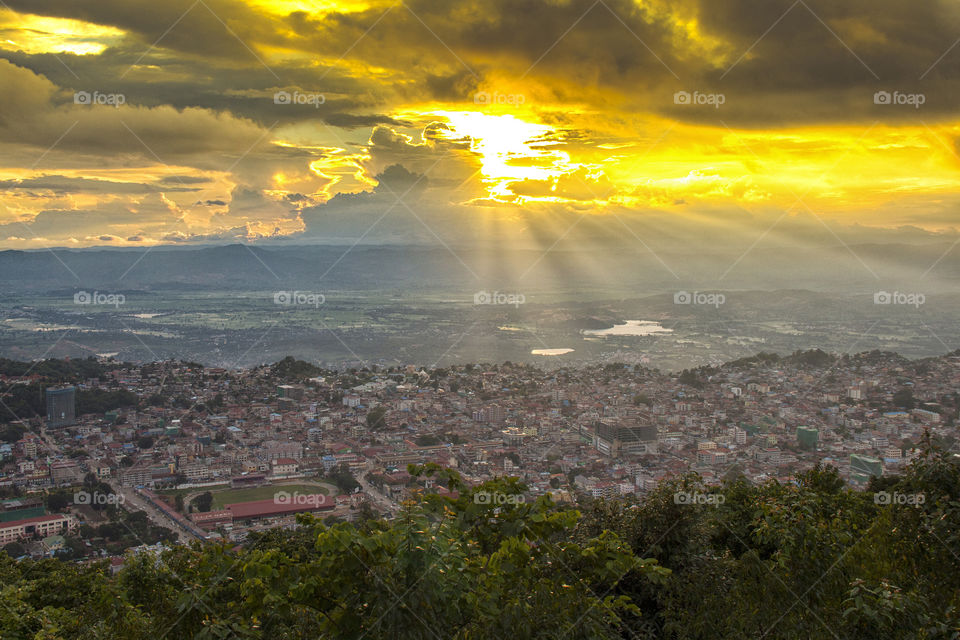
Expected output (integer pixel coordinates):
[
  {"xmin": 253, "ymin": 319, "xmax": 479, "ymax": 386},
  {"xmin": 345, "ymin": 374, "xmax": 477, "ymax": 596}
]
[
  {"xmin": 0, "ymin": 175, "xmax": 199, "ymax": 194},
  {"xmin": 9, "ymin": 0, "xmax": 960, "ymax": 130},
  {"xmin": 161, "ymin": 175, "xmax": 211, "ymax": 185},
  {"xmin": 2, "ymin": 0, "xmax": 276, "ymax": 59}
]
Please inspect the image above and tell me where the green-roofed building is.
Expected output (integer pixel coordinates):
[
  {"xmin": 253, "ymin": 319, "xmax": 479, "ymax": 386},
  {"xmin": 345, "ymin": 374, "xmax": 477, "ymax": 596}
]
[
  {"xmin": 0, "ymin": 497, "xmax": 46, "ymax": 523},
  {"xmin": 850, "ymin": 454, "xmax": 882, "ymax": 482},
  {"xmin": 797, "ymin": 426, "xmax": 819, "ymax": 450}
]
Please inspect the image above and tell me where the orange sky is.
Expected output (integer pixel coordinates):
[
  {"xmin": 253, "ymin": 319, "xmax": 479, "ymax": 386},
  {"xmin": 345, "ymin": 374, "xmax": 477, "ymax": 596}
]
[{"xmin": 1, "ymin": 0, "xmax": 959, "ymax": 248}]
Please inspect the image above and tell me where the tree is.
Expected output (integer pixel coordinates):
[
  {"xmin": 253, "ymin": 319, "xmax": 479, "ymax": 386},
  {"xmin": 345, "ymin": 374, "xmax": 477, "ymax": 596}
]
[
  {"xmin": 136, "ymin": 436, "xmax": 154, "ymax": 450},
  {"xmin": 46, "ymin": 490, "xmax": 72, "ymax": 512},
  {"xmin": 633, "ymin": 393, "xmax": 652, "ymax": 406},
  {"xmin": 327, "ymin": 464, "xmax": 361, "ymax": 494},
  {"xmin": 1, "ymin": 451, "xmax": 960, "ymax": 639},
  {"xmin": 366, "ymin": 405, "xmax": 388, "ymax": 430},
  {"xmin": 0, "ymin": 424, "xmax": 25, "ymax": 443},
  {"xmin": 194, "ymin": 491, "xmax": 213, "ymax": 513},
  {"xmin": 893, "ymin": 388, "xmax": 915, "ymax": 409}
]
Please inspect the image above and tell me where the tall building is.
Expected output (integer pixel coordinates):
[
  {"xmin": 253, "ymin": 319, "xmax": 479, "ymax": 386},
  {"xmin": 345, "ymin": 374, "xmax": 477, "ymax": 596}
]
[
  {"xmin": 796, "ymin": 426, "xmax": 819, "ymax": 450},
  {"xmin": 45, "ymin": 386, "xmax": 76, "ymax": 428},
  {"xmin": 850, "ymin": 454, "xmax": 882, "ymax": 482},
  {"xmin": 594, "ymin": 417, "xmax": 658, "ymax": 456}
]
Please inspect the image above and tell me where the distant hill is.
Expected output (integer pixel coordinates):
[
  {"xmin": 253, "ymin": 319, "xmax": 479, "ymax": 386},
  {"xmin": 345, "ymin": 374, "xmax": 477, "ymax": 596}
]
[{"xmin": 2, "ymin": 240, "xmax": 960, "ymax": 293}]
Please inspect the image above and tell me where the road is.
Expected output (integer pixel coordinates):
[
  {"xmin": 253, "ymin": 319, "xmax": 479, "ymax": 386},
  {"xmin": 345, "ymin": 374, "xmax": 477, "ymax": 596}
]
[
  {"xmin": 358, "ymin": 463, "xmax": 400, "ymax": 517},
  {"xmin": 108, "ymin": 481, "xmax": 203, "ymax": 544}
]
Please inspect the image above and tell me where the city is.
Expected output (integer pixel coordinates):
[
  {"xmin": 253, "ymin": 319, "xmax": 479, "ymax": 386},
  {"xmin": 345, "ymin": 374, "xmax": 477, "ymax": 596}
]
[
  {"xmin": 1, "ymin": 348, "xmax": 954, "ymax": 561},
  {"xmin": 3, "ymin": 0, "xmax": 960, "ymax": 635}
]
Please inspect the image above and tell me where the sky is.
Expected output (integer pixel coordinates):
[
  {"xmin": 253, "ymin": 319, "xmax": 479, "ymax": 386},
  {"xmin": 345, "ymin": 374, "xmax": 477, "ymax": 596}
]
[{"xmin": 1, "ymin": 0, "xmax": 960, "ymax": 251}]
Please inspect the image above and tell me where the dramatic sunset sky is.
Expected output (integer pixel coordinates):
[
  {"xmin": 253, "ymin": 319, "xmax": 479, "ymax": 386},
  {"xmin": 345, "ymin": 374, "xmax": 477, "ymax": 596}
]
[{"xmin": 1, "ymin": 0, "xmax": 960, "ymax": 249}]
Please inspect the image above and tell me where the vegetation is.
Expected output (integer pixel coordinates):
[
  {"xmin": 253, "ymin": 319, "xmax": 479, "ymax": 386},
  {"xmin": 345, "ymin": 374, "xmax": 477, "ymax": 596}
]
[
  {"xmin": 193, "ymin": 491, "xmax": 213, "ymax": 513},
  {"xmin": 77, "ymin": 389, "xmax": 138, "ymax": 414},
  {"xmin": 366, "ymin": 405, "xmax": 387, "ymax": 430},
  {"xmin": 0, "ymin": 357, "xmax": 114, "ymax": 382},
  {"xmin": 325, "ymin": 463, "xmax": 361, "ymax": 494},
  {"xmin": 1, "ymin": 448, "xmax": 959, "ymax": 638},
  {"xmin": 271, "ymin": 356, "xmax": 322, "ymax": 381}
]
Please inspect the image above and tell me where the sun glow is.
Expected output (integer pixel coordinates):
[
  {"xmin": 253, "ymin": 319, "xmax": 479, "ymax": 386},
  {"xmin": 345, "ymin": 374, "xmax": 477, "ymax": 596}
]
[
  {"xmin": 0, "ymin": 11, "xmax": 124, "ymax": 55},
  {"xmin": 432, "ymin": 111, "xmax": 575, "ymax": 200}
]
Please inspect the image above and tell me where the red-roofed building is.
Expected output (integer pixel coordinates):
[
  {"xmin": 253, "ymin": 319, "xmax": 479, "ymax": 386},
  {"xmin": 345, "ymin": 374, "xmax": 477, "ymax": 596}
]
[
  {"xmin": 0, "ymin": 514, "xmax": 77, "ymax": 544},
  {"xmin": 225, "ymin": 494, "xmax": 333, "ymax": 522},
  {"xmin": 190, "ymin": 509, "xmax": 234, "ymax": 531},
  {"xmin": 271, "ymin": 458, "xmax": 298, "ymax": 476}
]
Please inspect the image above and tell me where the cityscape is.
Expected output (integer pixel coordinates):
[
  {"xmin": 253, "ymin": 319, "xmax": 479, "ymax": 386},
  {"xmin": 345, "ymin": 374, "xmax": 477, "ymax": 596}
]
[
  {"xmin": 2, "ymin": 0, "xmax": 960, "ymax": 636},
  {"xmin": 0, "ymin": 348, "xmax": 953, "ymax": 555}
]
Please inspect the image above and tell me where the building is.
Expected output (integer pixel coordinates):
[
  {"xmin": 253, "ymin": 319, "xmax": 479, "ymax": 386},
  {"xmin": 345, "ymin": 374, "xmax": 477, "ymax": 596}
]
[
  {"xmin": 231, "ymin": 473, "xmax": 267, "ymax": 489},
  {"xmin": 850, "ymin": 454, "xmax": 882, "ymax": 482},
  {"xmin": 45, "ymin": 386, "xmax": 76, "ymax": 428},
  {"xmin": 0, "ymin": 514, "xmax": 77, "ymax": 544},
  {"xmin": 0, "ymin": 497, "xmax": 45, "ymax": 523},
  {"xmin": 118, "ymin": 465, "xmax": 153, "ymax": 487},
  {"xmin": 796, "ymin": 426, "xmax": 819, "ymax": 450},
  {"xmin": 190, "ymin": 509, "xmax": 233, "ymax": 531},
  {"xmin": 271, "ymin": 458, "xmax": 299, "ymax": 476},
  {"xmin": 277, "ymin": 384, "xmax": 304, "ymax": 401},
  {"xmin": 50, "ymin": 461, "xmax": 83, "ymax": 486},
  {"xmin": 594, "ymin": 418, "xmax": 658, "ymax": 457},
  {"xmin": 224, "ymin": 494, "xmax": 333, "ymax": 523}
]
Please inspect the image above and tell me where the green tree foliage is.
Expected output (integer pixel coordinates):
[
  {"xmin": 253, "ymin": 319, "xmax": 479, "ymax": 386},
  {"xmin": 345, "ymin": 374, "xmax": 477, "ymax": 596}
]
[
  {"xmin": 2, "ymin": 452, "xmax": 960, "ymax": 638},
  {"xmin": 271, "ymin": 356, "xmax": 322, "ymax": 381},
  {"xmin": 77, "ymin": 389, "xmax": 138, "ymax": 414},
  {"xmin": 326, "ymin": 463, "xmax": 361, "ymax": 494},
  {"xmin": 0, "ymin": 357, "xmax": 112, "ymax": 381},
  {"xmin": 893, "ymin": 388, "xmax": 915, "ymax": 410},
  {"xmin": 366, "ymin": 405, "xmax": 387, "ymax": 430},
  {"xmin": 194, "ymin": 491, "xmax": 214, "ymax": 513},
  {"xmin": 0, "ymin": 423, "xmax": 25, "ymax": 443}
]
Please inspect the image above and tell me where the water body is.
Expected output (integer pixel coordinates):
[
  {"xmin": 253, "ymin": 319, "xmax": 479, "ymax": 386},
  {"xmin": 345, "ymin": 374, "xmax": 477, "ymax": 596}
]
[
  {"xmin": 583, "ymin": 320, "xmax": 672, "ymax": 337},
  {"xmin": 531, "ymin": 348, "xmax": 575, "ymax": 356}
]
